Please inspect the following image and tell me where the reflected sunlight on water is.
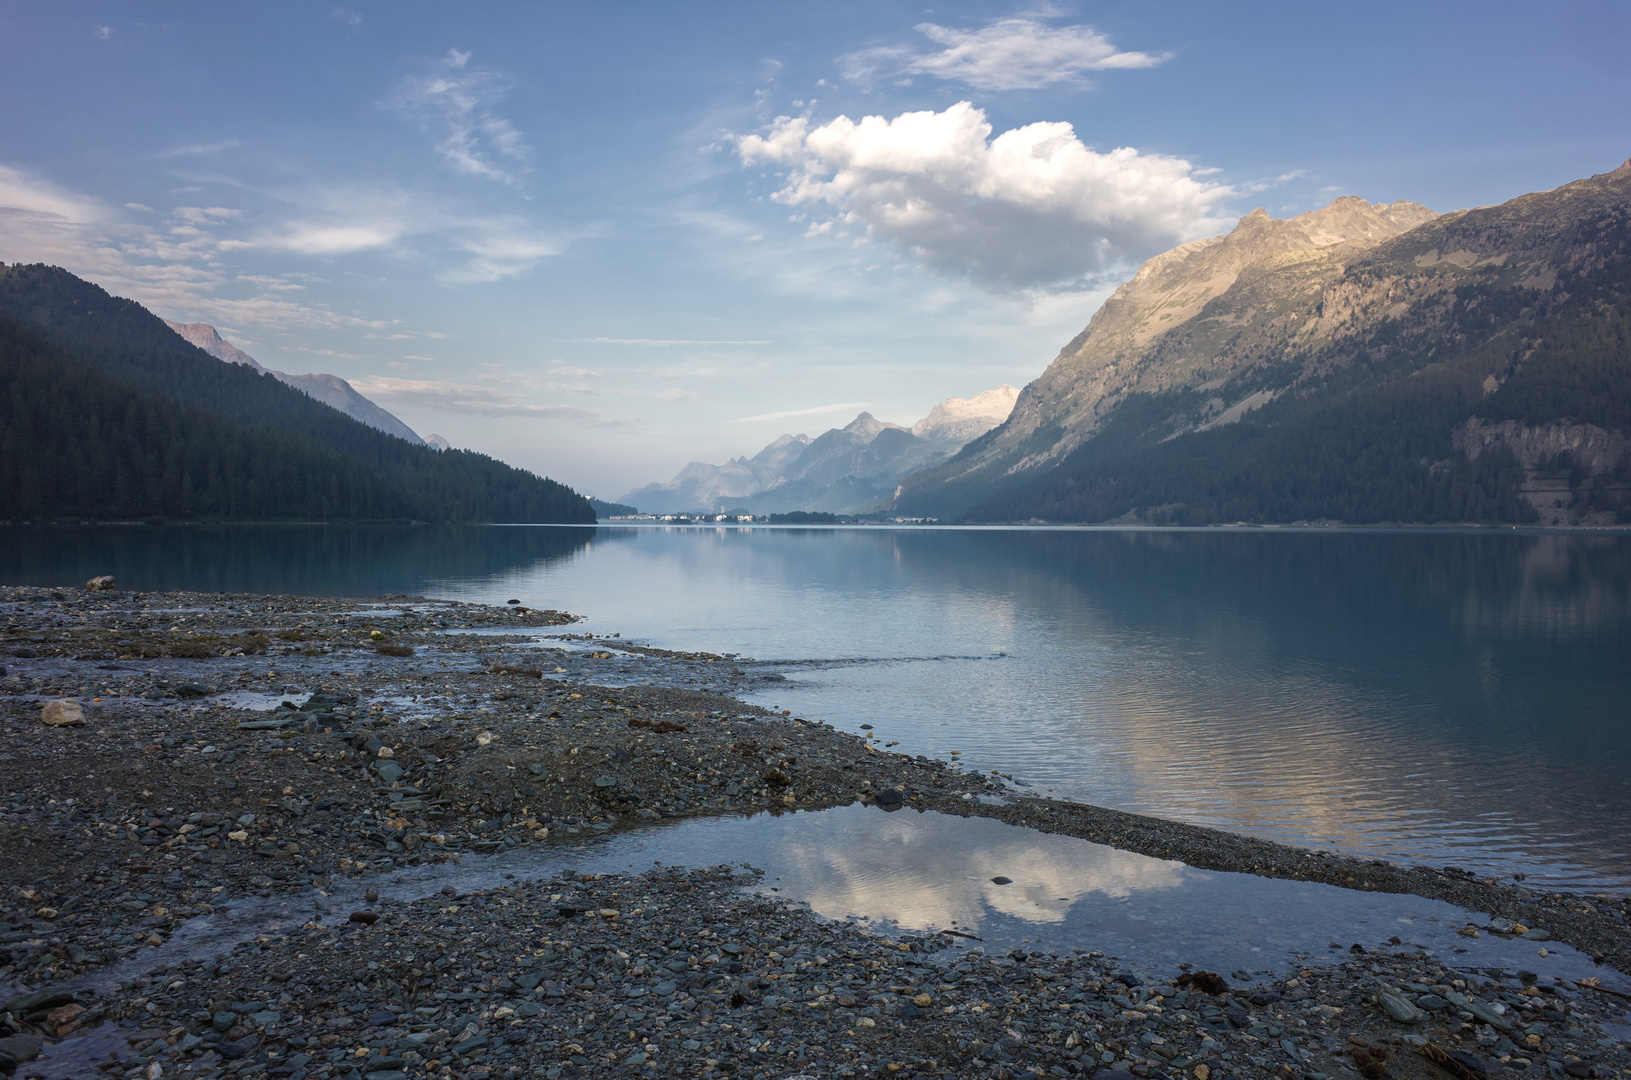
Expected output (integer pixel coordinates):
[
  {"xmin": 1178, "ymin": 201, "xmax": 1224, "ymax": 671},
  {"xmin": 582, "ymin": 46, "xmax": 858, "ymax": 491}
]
[{"xmin": 4, "ymin": 523, "xmax": 1627, "ymax": 888}]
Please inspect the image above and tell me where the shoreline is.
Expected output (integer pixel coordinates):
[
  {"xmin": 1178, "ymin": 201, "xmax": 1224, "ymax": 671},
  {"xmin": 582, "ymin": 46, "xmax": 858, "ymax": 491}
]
[{"xmin": 0, "ymin": 584, "xmax": 1626, "ymax": 1080}]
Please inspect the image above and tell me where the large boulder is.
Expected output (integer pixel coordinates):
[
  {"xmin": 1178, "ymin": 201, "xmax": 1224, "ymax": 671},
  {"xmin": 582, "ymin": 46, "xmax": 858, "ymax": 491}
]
[{"xmin": 40, "ymin": 699, "xmax": 86, "ymax": 727}]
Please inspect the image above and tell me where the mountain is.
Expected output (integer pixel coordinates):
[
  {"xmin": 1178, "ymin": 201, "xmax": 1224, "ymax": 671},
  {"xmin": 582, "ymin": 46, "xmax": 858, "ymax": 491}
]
[
  {"xmin": 896, "ymin": 163, "xmax": 1631, "ymax": 526},
  {"xmin": 0, "ymin": 263, "xmax": 594, "ymax": 524},
  {"xmin": 621, "ymin": 433, "xmax": 816, "ymax": 515},
  {"xmin": 621, "ymin": 387, "xmax": 1019, "ymax": 514},
  {"xmin": 911, "ymin": 384, "xmax": 1019, "ymax": 447},
  {"xmin": 165, "ymin": 321, "xmax": 424, "ymax": 444}
]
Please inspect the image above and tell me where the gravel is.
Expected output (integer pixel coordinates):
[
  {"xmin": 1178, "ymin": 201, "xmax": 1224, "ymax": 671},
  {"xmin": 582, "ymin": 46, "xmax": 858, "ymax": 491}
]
[{"xmin": 0, "ymin": 584, "xmax": 1627, "ymax": 1080}]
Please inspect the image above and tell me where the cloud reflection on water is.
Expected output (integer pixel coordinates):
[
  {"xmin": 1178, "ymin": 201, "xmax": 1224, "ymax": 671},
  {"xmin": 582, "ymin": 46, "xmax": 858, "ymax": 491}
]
[{"xmin": 760, "ymin": 807, "xmax": 1187, "ymax": 933}]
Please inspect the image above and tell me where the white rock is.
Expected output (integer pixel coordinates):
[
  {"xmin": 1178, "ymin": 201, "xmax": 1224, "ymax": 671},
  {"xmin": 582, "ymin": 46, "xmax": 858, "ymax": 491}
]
[{"xmin": 40, "ymin": 699, "xmax": 86, "ymax": 727}]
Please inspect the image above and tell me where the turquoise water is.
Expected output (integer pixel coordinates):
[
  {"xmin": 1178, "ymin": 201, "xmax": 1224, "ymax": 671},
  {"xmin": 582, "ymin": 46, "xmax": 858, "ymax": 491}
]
[{"xmin": 3, "ymin": 523, "xmax": 1628, "ymax": 889}]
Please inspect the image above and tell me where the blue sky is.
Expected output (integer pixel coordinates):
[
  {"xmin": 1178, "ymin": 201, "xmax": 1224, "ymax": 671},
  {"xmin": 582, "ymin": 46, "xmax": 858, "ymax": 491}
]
[{"xmin": 2, "ymin": 1, "xmax": 1627, "ymax": 499}]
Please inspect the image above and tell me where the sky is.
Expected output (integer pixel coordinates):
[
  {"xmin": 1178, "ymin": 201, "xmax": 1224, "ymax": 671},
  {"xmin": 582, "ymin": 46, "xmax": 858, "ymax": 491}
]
[{"xmin": 1, "ymin": 1, "xmax": 1628, "ymax": 501}]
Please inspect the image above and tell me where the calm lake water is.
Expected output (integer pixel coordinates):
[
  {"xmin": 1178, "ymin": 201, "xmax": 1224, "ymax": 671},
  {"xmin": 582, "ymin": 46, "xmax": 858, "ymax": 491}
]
[{"xmin": 3, "ymin": 523, "xmax": 1628, "ymax": 890}]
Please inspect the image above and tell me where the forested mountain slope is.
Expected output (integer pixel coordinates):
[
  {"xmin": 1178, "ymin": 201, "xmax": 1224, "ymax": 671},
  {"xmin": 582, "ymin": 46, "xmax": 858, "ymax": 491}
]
[
  {"xmin": 896, "ymin": 162, "xmax": 1631, "ymax": 525},
  {"xmin": 0, "ymin": 264, "xmax": 594, "ymax": 523}
]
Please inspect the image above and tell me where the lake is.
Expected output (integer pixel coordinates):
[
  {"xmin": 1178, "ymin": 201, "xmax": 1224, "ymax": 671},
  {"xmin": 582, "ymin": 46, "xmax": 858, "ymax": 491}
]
[{"xmin": 2, "ymin": 522, "xmax": 1627, "ymax": 890}]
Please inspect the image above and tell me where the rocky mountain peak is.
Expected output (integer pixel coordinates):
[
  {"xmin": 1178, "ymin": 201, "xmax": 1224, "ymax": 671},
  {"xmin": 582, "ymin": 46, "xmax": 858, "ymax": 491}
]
[
  {"xmin": 913, "ymin": 385, "xmax": 1020, "ymax": 445},
  {"xmin": 165, "ymin": 320, "xmax": 267, "ymax": 373},
  {"xmin": 841, "ymin": 412, "xmax": 906, "ymax": 442}
]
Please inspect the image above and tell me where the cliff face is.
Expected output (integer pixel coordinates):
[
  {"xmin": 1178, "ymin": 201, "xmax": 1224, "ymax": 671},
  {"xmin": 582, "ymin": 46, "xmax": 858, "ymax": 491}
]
[
  {"xmin": 899, "ymin": 197, "xmax": 1439, "ymax": 507},
  {"xmin": 897, "ymin": 161, "xmax": 1631, "ymax": 524}
]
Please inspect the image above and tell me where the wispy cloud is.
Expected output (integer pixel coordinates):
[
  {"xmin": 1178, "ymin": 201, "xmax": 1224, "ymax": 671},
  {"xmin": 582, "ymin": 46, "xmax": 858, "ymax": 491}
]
[
  {"xmin": 390, "ymin": 49, "xmax": 529, "ymax": 184},
  {"xmin": 580, "ymin": 337, "xmax": 771, "ymax": 346},
  {"xmin": 842, "ymin": 13, "xmax": 1169, "ymax": 91},
  {"xmin": 0, "ymin": 163, "xmax": 392, "ymax": 330},
  {"xmin": 350, "ymin": 374, "xmax": 632, "ymax": 425},
  {"xmin": 157, "ymin": 139, "xmax": 242, "ymax": 159},
  {"xmin": 732, "ymin": 401, "xmax": 870, "ymax": 423},
  {"xmin": 439, "ymin": 229, "xmax": 560, "ymax": 283},
  {"xmin": 660, "ymin": 388, "xmax": 701, "ymax": 400},
  {"xmin": 330, "ymin": 7, "xmax": 363, "ymax": 27},
  {"xmin": 255, "ymin": 185, "xmax": 562, "ymax": 280}
]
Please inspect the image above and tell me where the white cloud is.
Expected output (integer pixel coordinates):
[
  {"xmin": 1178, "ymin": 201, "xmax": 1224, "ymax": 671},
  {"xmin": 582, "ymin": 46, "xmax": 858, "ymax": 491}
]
[
  {"xmin": 330, "ymin": 7, "xmax": 363, "ymax": 26},
  {"xmin": 438, "ymin": 229, "xmax": 560, "ymax": 283},
  {"xmin": 550, "ymin": 365, "xmax": 600, "ymax": 377},
  {"xmin": 580, "ymin": 337, "xmax": 771, "ymax": 346},
  {"xmin": 265, "ymin": 222, "xmax": 402, "ymax": 256},
  {"xmin": 732, "ymin": 401, "xmax": 871, "ymax": 423},
  {"xmin": 391, "ymin": 50, "xmax": 529, "ymax": 184},
  {"xmin": 660, "ymin": 387, "xmax": 701, "ymax": 400},
  {"xmin": 350, "ymin": 375, "xmax": 630, "ymax": 425},
  {"xmin": 0, "ymin": 163, "xmax": 390, "ymax": 330},
  {"xmin": 157, "ymin": 139, "xmax": 242, "ymax": 159},
  {"xmin": 737, "ymin": 102, "xmax": 1232, "ymax": 291},
  {"xmin": 842, "ymin": 15, "xmax": 1168, "ymax": 91},
  {"xmin": 0, "ymin": 165, "xmax": 108, "ymax": 225},
  {"xmin": 173, "ymin": 205, "xmax": 245, "ymax": 225}
]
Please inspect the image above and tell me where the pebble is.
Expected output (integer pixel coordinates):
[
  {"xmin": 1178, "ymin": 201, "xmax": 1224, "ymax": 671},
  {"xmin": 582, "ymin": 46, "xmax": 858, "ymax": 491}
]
[
  {"xmin": 0, "ymin": 585, "xmax": 1627, "ymax": 1079},
  {"xmin": 18, "ymin": 864, "xmax": 1626, "ymax": 1080}
]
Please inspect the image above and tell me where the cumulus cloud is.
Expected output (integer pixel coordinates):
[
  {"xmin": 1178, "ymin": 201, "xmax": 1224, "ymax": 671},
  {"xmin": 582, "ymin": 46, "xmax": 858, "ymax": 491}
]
[
  {"xmin": 842, "ymin": 14, "xmax": 1168, "ymax": 91},
  {"xmin": 350, "ymin": 375, "xmax": 630, "ymax": 425},
  {"xmin": 391, "ymin": 49, "xmax": 529, "ymax": 184},
  {"xmin": 737, "ymin": 102, "xmax": 1232, "ymax": 291}
]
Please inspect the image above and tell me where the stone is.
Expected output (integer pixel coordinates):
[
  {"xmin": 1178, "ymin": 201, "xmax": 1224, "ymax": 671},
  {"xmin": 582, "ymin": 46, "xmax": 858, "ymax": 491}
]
[
  {"xmin": 366, "ymin": 1010, "xmax": 397, "ymax": 1027},
  {"xmin": 594, "ymin": 775, "xmax": 618, "ymax": 788},
  {"xmin": 86, "ymin": 575, "xmax": 117, "ymax": 592},
  {"xmin": 5, "ymin": 989, "xmax": 68, "ymax": 1014},
  {"xmin": 1463, "ymin": 999, "xmax": 1513, "ymax": 1032},
  {"xmin": 1377, "ymin": 987, "xmax": 1424, "ymax": 1023},
  {"xmin": 216, "ymin": 1035, "xmax": 258, "ymax": 1060},
  {"xmin": 349, "ymin": 911, "xmax": 380, "ymax": 925},
  {"xmin": 40, "ymin": 699, "xmax": 86, "ymax": 726},
  {"xmin": 0, "ymin": 1034, "xmax": 43, "ymax": 1063},
  {"xmin": 990, "ymin": 876, "xmax": 1013, "ymax": 885},
  {"xmin": 875, "ymin": 788, "xmax": 904, "ymax": 807},
  {"xmin": 174, "ymin": 683, "xmax": 211, "ymax": 698},
  {"xmin": 372, "ymin": 759, "xmax": 405, "ymax": 784}
]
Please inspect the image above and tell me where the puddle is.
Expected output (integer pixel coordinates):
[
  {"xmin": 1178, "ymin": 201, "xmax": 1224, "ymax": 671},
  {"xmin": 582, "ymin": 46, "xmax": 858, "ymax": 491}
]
[
  {"xmin": 76, "ymin": 806, "xmax": 1631, "ymax": 986},
  {"xmin": 28, "ymin": 805, "xmax": 1629, "ymax": 1076}
]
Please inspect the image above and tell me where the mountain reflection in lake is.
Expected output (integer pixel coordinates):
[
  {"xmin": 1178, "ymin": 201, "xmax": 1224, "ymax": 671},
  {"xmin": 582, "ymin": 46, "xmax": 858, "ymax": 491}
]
[{"xmin": 3, "ymin": 523, "xmax": 1627, "ymax": 888}]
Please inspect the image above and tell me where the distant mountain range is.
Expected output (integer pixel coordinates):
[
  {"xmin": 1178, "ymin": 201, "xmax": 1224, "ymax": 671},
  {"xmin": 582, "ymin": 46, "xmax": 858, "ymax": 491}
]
[
  {"xmin": 896, "ymin": 161, "xmax": 1631, "ymax": 526},
  {"xmin": 622, "ymin": 385, "xmax": 1018, "ymax": 515},
  {"xmin": 0, "ymin": 263, "xmax": 593, "ymax": 524},
  {"xmin": 164, "ymin": 320, "xmax": 425, "ymax": 445}
]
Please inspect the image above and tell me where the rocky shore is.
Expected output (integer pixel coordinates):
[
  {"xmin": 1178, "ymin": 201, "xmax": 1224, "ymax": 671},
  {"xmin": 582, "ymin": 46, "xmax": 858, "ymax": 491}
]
[{"xmin": 0, "ymin": 585, "xmax": 1626, "ymax": 1080}]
